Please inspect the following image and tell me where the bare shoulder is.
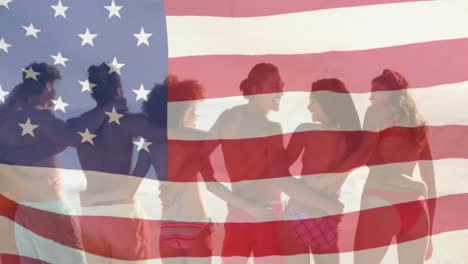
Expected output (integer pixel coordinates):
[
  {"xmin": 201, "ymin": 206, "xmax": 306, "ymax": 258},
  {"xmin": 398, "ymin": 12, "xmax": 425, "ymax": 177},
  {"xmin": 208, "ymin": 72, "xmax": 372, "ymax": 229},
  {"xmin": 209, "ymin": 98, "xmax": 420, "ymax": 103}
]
[
  {"xmin": 213, "ymin": 105, "xmax": 245, "ymax": 133},
  {"xmin": 295, "ymin": 122, "xmax": 324, "ymax": 132},
  {"xmin": 170, "ymin": 127, "xmax": 207, "ymax": 141},
  {"xmin": 120, "ymin": 112, "xmax": 152, "ymax": 130},
  {"xmin": 364, "ymin": 104, "xmax": 391, "ymax": 131},
  {"xmin": 32, "ymin": 108, "xmax": 54, "ymax": 118},
  {"xmin": 219, "ymin": 105, "xmax": 243, "ymax": 121},
  {"xmin": 26, "ymin": 108, "xmax": 61, "ymax": 124},
  {"xmin": 365, "ymin": 104, "xmax": 388, "ymax": 119},
  {"xmin": 121, "ymin": 112, "xmax": 148, "ymax": 123},
  {"xmin": 266, "ymin": 120, "xmax": 283, "ymax": 134},
  {"xmin": 120, "ymin": 113, "xmax": 169, "ymax": 140}
]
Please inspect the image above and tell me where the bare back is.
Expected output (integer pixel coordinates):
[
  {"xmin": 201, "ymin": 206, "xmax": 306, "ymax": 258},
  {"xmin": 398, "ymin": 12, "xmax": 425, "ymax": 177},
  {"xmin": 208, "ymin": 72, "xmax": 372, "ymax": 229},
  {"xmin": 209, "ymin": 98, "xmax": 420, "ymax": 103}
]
[
  {"xmin": 216, "ymin": 105, "xmax": 284, "ymax": 204},
  {"xmin": 0, "ymin": 106, "xmax": 62, "ymax": 202},
  {"xmin": 364, "ymin": 105, "xmax": 423, "ymax": 190},
  {"xmin": 295, "ymin": 123, "xmax": 349, "ymax": 195},
  {"xmin": 78, "ymin": 113, "xmax": 136, "ymax": 205},
  {"xmin": 155, "ymin": 128, "xmax": 211, "ymax": 220}
]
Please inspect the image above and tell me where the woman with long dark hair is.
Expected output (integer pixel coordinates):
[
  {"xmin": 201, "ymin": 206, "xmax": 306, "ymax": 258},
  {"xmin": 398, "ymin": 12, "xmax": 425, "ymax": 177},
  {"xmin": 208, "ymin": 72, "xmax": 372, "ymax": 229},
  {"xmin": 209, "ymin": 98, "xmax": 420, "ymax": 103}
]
[
  {"xmin": 353, "ymin": 69, "xmax": 436, "ymax": 263},
  {"xmin": 281, "ymin": 79, "xmax": 361, "ymax": 264}
]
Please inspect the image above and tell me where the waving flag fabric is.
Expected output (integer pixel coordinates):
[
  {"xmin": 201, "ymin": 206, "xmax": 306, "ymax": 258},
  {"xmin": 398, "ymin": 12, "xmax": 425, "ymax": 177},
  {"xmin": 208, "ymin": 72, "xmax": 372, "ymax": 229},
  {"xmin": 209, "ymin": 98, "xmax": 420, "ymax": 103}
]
[{"xmin": 1, "ymin": 0, "xmax": 468, "ymax": 263}]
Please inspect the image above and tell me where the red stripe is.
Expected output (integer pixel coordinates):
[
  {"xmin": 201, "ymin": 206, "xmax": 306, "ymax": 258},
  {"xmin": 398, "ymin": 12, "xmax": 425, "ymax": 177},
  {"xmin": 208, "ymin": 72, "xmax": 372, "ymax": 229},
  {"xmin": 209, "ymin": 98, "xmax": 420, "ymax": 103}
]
[
  {"xmin": 165, "ymin": 125, "xmax": 468, "ymax": 182},
  {"xmin": 0, "ymin": 194, "xmax": 464, "ymax": 259},
  {"xmin": 164, "ymin": 0, "xmax": 428, "ymax": 17},
  {"xmin": 168, "ymin": 38, "xmax": 468, "ymax": 101},
  {"xmin": 0, "ymin": 125, "xmax": 464, "ymax": 182},
  {"xmin": 0, "ymin": 254, "xmax": 48, "ymax": 264}
]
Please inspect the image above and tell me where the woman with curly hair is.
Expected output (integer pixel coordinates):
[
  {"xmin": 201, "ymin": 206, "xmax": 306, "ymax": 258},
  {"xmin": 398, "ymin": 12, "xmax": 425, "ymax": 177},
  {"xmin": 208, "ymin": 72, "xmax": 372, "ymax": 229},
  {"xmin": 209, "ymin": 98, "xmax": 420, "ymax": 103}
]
[
  {"xmin": 132, "ymin": 76, "xmax": 215, "ymax": 264},
  {"xmin": 354, "ymin": 69, "xmax": 436, "ymax": 264}
]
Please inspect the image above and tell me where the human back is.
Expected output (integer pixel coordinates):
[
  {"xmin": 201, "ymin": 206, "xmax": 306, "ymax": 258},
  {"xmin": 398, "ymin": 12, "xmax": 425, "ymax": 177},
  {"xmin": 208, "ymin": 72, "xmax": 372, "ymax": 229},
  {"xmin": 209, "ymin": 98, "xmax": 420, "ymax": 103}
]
[
  {"xmin": 144, "ymin": 77, "xmax": 212, "ymax": 220},
  {"xmin": 364, "ymin": 70, "xmax": 428, "ymax": 192},
  {"xmin": 291, "ymin": 78, "xmax": 361, "ymax": 198},
  {"xmin": 0, "ymin": 63, "xmax": 63, "ymax": 202},
  {"xmin": 76, "ymin": 63, "xmax": 141, "ymax": 205},
  {"xmin": 215, "ymin": 104, "xmax": 283, "ymax": 203}
]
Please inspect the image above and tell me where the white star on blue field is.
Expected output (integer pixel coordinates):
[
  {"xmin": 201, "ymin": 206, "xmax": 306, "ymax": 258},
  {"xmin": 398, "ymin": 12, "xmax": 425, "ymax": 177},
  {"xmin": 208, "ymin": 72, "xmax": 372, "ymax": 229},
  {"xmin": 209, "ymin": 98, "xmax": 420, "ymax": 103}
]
[
  {"xmin": 0, "ymin": 0, "xmax": 168, "ymax": 114},
  {"xmin": 0, "ymin": 0, "xmax": 167, "ymax": 175}
]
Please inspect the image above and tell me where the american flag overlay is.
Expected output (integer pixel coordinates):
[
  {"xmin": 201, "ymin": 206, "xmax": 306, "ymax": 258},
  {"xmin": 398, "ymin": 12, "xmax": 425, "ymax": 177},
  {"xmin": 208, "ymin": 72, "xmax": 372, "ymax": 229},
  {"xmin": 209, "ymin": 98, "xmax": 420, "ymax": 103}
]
[{"xmin": 1, "ymin": 0, "xmax": 468, "ymax": 263}]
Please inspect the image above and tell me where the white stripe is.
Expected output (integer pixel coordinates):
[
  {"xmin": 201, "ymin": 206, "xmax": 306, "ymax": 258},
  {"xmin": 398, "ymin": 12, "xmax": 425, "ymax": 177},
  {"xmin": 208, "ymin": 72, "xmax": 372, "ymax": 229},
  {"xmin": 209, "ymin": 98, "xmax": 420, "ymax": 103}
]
[
  {"xmin": 168, "ymin": 80, "xmax": 468, "ymax": 139},
  {"xmin": 1, "ymin": 221, "xmax": 467, "ymax": 263},
  {"xmin": 167, "ymin": 0, "xmax": 468, "ymax": 57},
  {"xmin": 0, "ymin": 222, "xmax": 87, "ymax": 263},
  {"xmin": 2, "ymin": 158, "xmax": 467, "ymax": 222}
]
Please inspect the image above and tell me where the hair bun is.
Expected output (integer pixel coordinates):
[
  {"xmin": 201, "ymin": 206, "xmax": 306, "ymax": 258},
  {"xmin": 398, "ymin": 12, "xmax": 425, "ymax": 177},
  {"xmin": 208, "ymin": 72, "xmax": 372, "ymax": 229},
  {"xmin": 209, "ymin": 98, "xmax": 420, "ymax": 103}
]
[
  {"xmin": 87, "ymin": 65, "xmax": 99, "ymax": 79},
  {"xmin": 239, "ymin": 63, "xmax": 279, "ymax": 97},
  {"xmin": 239, "ymin": 78, "xmax": 250, "ymax": 94},
  {"xmin": 86, "ymin": 63, "xmax": 122, "ymax": 104},
  {"xmin": 382, "ymin": 69, "xmax": 393, "ymax": 75},
  {"xmin": 88, "ymin": 63, "xmax": 109, "ymax": 87},
  {"xmin": 384, "ymin": 69, "xmax": 408, "ymax": 89},
  {"xmin": 373, "ymin": 68, "xmax": 408, "ymax": 90}
]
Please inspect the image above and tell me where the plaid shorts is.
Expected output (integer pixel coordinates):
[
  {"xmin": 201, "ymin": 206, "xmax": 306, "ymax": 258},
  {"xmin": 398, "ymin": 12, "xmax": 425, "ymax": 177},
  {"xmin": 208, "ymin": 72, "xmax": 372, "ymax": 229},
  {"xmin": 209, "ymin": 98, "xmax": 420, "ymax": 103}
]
[{"xmin": 289, "ymin": 207, "xmax": 340, "ymax": 249}]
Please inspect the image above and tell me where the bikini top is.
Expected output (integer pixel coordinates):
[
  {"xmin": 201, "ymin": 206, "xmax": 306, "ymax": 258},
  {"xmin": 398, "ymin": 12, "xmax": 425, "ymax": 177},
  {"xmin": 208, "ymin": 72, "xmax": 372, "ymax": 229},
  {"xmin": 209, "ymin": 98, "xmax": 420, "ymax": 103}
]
[{"xmin": 371, "ymin": 117, "xmax": 421, "ymax": 165}]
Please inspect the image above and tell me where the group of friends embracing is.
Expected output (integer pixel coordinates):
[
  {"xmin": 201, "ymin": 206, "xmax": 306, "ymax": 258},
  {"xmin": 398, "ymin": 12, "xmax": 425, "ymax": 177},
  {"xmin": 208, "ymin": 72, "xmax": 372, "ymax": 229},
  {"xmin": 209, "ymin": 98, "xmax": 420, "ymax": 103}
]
[{"xmin": 0, "ymin": 61, "xmax": 435, "ymax": 264}]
